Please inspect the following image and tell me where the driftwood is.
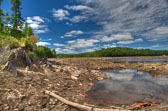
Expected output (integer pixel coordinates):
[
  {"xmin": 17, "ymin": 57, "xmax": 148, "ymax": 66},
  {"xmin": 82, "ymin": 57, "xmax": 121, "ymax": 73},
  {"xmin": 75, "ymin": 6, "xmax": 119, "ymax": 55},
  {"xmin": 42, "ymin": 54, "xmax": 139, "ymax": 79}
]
[{"xmin": 45, "ymin": 90, "xmax": 128, "ymax": 111}]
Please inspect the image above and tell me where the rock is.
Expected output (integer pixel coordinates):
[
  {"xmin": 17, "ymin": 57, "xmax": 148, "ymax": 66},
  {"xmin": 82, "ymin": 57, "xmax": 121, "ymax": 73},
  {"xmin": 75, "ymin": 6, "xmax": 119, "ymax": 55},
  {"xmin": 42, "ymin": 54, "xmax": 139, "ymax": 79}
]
[
  {"xmin": 71, "ymin": 75, "xmax": 78, "ymax": 80},
  {"xmin": 2, "ymin": 61, "xmax": 18, "ymax": 76}
]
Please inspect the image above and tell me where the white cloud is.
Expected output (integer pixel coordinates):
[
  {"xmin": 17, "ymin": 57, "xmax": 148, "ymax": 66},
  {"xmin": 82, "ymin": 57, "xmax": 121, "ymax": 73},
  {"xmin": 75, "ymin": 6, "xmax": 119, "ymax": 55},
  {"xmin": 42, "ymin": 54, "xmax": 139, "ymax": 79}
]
[
  {"xmin": 68, "ymin": 39, "xmax": 99, "ymax": 48},
  {"xmin": 101, "ymin": 33, "xmax": 133, "ymax": 42},
  {"xmin": 61, "ymin": 30, "xmax": 84, "ymax": 38},
  {"xmin": 48, "ymin": 38, "xmax": 52, "ymax": 41},
  {"xmin": 55, "ymin": 48, "xmax": 77, "ymax": 54},
  {"xmin": 75, "ymin": 0, "xmax": 168, "ymax": 41},
  {"xmin": 65, "ymin": 5, "xmax": 93, "ymax": 11},
  {"xmin": 26, "ymin": 16, "xmax": 49, "ymax": 34},
  {"xmin": 117, "ymin": 38, "xmax": 143, "ymax": 44},
  {"xmin": 67, "ymin": 40, "xmax": 76, "ymax": 44},
  {"xmin": 102, "ymin": 44, "xmax": 116, "ymax": 49},
  {"xmin": 52, "ymin": 9, "xmax": 70, "ymax": 20},
  {"xmin": 36, "ymin": 42, "xmax": 51, "ymax": 46},
  {"xmin": 53, "ymin": 43, "xmax": 66, "ymax": 47},
  {"xmin": 70, "ymin": 15, "xmax": 88, "ymax": 23},
  {"xmin": 143, "ymin": 27, "xmax": 168, "ymax": 41}
]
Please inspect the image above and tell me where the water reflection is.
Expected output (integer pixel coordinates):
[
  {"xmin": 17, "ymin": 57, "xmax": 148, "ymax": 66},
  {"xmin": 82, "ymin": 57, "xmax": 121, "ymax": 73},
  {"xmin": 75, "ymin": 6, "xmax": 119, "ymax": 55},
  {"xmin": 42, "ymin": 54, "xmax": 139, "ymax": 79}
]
[{"xmin": 87, "ymin": 69, "xmax": 168, "ymax": 105}]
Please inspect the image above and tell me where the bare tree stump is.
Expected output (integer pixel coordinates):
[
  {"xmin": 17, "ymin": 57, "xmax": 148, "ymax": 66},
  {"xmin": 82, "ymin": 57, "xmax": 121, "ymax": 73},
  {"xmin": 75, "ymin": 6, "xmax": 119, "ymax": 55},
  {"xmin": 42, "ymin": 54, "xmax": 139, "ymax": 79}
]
[{"xmin": 2, "ymin": 61, "xmax": 18, "ymax": 76}]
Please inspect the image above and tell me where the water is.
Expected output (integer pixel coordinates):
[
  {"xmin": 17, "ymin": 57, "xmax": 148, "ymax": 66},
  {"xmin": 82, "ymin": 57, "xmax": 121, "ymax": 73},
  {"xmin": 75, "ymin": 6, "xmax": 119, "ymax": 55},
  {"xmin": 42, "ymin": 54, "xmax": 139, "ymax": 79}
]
[
  {"xmin": 112, "ymin": 58, "xmax": 168, "ymax": 63},
  {"xmin": 87, "ymin": 69, "xmax": 168, "ymax": 105}
]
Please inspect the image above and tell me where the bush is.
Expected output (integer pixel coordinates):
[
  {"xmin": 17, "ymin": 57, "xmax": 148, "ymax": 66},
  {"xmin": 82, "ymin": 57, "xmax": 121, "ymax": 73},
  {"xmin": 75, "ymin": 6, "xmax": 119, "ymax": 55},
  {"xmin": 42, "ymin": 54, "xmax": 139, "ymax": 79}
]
[
  {"xmin": 28, "ymin": 50, "xmax": 35, "ymax": 58},
  {"xmin": 0, "ymin": 34, "xmax": 20, "ymax": 49},
  {"xmin": 20, "ymin": 37, "xmax": 27, "ymax": 47}
]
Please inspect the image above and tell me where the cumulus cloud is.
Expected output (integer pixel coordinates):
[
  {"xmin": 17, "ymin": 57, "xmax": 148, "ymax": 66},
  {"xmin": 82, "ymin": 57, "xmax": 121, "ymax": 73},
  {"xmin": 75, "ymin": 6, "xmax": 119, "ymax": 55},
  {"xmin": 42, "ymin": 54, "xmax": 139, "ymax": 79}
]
[
  {"xmin": 26, "ymin": 16, "xmax": 50, "ymax": 34},
  {"xmin": 53, "ymin": 43, "xmax": 66, "ymax": 47},
  {"xmin": 52, "ymin": 9, "xmax": 70, "ymax": 20},
  {"xmin": 101, "ymin": 33, "xmax": 133, "ymax": 42},
  {"xmin": 117, "ymin": 38, "xmax": 143, "ymax": 44},
  {"xmin": 102, "ymin": 44, "xmax": 117, "ymax": 49},
  {"xmin": 61, "ymin": 30, "xmax": 84, "ymax": 38},
  {"xmin": 143, "ymin": 27, "xmax": 168, "ymax": 41},
  {"xmin": 55, "ymin": 48, "xmax": 77, "ymax": 54},
  {"xmin": 36, "ymin": 41, "xmax": 51, "ymax": 46},
  {"xmin": 67, "ymin": 39, "xmax": 99, "ymax": 48}
]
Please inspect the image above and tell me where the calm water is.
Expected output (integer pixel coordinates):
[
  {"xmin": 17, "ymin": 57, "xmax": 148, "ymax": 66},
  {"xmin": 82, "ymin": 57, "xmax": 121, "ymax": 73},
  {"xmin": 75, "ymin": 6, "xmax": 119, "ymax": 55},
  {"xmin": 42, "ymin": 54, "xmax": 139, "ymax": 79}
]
[
  {"xmin": 112, "ymin": 58, "xmax": 168, "ymax": 63},
  {"xmin": 87, "ymin": 69, "xmax": 168, "ymax": 105}
]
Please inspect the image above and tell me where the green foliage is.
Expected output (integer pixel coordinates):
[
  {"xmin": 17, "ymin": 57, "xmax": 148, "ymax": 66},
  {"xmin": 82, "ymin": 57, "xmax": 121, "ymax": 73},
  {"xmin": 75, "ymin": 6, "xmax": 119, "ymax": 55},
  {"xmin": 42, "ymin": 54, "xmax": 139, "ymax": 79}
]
[
  {"xmin": 11, "ymin": 0, "xmax": 24, "ymax": 31},
  {"xmin": 57, "ymin": 47, "xmax": 168, "ymax": 58},
  {"xmin": 28, "ymin": 50, "xmax": 35, "ymax": 58},
  {"xmin": 25, "ymin": 39, "xmax": 33, "ymax": 51},
  {"xmin": 0, "ymin": 8, "xmax": 4, "ymax": 34},
  {"xmin": 0, "ymin": 34, "xmax": 20, "ymax": 49},
  {"xmin": 23, "ymin": 22, "xmax": 34, "ymax": 39},
  {"xmin": 36, "ymin": 46, "xmax": 56, "ymax": 58},
  {"xmin": 10, "ymin": 28, "xmax": 23, "ymax": 39}
]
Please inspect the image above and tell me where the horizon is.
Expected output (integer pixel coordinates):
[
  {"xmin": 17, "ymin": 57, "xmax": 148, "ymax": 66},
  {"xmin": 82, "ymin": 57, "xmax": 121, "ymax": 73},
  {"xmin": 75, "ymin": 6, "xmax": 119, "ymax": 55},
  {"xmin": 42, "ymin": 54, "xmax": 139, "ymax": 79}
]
[{"xmin": 2, "ymin": 0, "xmax": 168, "ymax": 54}]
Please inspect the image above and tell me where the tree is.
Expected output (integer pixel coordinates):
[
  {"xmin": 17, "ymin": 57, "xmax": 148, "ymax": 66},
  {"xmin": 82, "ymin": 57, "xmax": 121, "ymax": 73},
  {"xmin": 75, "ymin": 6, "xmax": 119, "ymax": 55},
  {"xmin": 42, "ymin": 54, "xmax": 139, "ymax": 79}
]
[
  {"xmin": 23, "ymin": 22, "xmax": 34, "ymax": 39},
  {"xmin": 0, "ymin": 8, "xmax": 4, "ymax": 34},
  {"xmin": 11, "ymin": 0, "xmax": 24, "ymax": 30},
  {"xmin": 0, "ymin": 0, "xmax": 4, "ymax": 34},
  {"xmin": 23, "ymin": 22, "xmax": 28, "ymax": 38},
  {"xmin": 4, "ymin": 11, "xmax": 10, "ymax": 34}
]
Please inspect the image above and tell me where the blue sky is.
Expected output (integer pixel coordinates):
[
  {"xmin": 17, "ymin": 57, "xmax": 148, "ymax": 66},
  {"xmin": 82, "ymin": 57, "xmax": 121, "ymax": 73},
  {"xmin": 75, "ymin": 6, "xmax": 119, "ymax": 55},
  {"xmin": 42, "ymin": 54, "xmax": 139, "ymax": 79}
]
[{"xmin": 2, "ymin": 0, "xmax": 168, "ymax": 54}]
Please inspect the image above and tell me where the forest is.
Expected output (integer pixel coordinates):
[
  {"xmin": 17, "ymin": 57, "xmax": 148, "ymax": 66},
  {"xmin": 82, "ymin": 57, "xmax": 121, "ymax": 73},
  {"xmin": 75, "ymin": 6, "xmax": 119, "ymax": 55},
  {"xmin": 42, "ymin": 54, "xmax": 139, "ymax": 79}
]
[
  {"xmin": 0, "ymin": 0, "xmax": 56, "ymax": 58},
  {"xmin": 57, "ymin": 47, "xmax": 168, "ymax": 58}
]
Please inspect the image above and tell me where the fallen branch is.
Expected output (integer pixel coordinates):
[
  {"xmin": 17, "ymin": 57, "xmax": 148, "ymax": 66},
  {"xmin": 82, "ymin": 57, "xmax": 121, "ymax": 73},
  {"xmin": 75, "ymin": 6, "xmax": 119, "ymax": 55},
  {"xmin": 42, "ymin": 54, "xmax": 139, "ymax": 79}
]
[{"xmin": 44, "ymin": 90, "xmax": 128, "ymax": 111}]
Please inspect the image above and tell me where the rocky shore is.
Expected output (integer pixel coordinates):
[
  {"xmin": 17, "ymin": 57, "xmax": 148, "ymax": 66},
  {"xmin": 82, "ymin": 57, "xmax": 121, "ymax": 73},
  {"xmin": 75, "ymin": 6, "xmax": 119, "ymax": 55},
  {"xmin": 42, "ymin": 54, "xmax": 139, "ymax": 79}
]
[
  {"xmin": 0, "ymin": 48, "xmax": 110, "ymax": 111},
  {"xmin": 0, "ymin": 48, "xmax": 168, "ymax": 111}
]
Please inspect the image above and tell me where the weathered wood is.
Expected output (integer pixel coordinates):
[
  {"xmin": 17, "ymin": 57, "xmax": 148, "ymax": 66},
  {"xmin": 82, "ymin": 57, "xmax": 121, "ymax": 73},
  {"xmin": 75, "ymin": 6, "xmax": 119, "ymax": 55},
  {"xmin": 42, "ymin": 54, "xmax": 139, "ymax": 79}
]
[{"xmin": 45, "ymin": 90, "xmax": 128, "ymax": 111}]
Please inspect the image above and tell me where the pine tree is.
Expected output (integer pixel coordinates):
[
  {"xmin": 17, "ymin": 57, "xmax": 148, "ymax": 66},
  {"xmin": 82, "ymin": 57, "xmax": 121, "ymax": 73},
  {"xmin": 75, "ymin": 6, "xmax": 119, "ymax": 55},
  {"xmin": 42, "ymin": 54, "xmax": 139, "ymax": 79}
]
[
  {"xmin": 23, "ymin": 22, "xmax": 34, "ymax": 39},
  {"xmin": 11, "ymin": 0, "xmax": 24, "ymax": 30},
  {"xmin": 23, "ymin": 22, "xmax": 28, "ymax": 38},
  {"xmin": 0, "ymin": 0, "xmax": 4, "ymax": 34},
  {"xmin": 4, "ymin": 11, "xmax": 10, "ymax": 33}
]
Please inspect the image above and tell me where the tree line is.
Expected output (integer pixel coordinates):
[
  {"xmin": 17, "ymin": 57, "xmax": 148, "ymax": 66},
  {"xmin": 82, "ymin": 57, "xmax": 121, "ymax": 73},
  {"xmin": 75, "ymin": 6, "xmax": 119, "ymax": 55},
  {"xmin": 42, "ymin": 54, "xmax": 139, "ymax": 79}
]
[
  {"xmin": 57, "ymin": 47, "xmax": 168, "ymax": 58},
  {"xmin": 0, "ymin": 0, "xmax": 56, "ymax": 58}
]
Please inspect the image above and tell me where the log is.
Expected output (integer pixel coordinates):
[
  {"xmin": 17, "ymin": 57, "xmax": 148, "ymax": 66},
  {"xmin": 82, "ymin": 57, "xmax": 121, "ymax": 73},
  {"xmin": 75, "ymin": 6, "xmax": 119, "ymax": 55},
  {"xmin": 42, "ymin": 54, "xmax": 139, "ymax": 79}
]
[{"xmin": 44, "ymin": 90, "xmax": 128, "ymax": 111}]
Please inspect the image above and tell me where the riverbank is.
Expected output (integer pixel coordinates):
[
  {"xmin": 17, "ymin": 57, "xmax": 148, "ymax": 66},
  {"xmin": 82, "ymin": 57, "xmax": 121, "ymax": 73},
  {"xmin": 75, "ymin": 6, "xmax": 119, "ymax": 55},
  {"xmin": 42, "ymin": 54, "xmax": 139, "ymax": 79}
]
[{"xmin": 1, "ymin": 51, "xmax": 168, "ymax": 110}]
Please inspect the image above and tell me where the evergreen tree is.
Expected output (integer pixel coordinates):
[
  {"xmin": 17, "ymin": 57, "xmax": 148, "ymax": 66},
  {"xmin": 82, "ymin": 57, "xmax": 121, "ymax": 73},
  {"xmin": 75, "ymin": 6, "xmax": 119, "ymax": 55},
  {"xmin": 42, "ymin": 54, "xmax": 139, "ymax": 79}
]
[
  {"xmin": 0, "ymin": 9, "xmax": 4, "ymax": 34},
  {"xmin": 23, "ymin": 22, "xmax": 28, "ymax": 38},
  {"xmin": 11, "ymin": 0, "xmax": 24, "ymax": 30},
  {"xmin": 4, "ymin": 11, "xmax": 10, "ymax": 33},
  {"xmin": 0, "ymin": 0, "xmax": 4, "ymax": 34},
  {"xmin": 28, "ymin": 27, "xmax": 33, "ymax": 37},
  {"xmin": 23, "ymin": 22, "xmax": 34, "ymax": 39}
]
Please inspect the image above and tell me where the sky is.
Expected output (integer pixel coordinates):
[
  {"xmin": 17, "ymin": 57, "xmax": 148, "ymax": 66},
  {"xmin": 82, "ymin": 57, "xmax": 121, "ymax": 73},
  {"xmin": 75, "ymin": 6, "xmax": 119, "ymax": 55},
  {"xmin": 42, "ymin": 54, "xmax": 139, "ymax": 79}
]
[{"xmin": 2, "ymin": 0, "xmax": 168, "ymax": 54}]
